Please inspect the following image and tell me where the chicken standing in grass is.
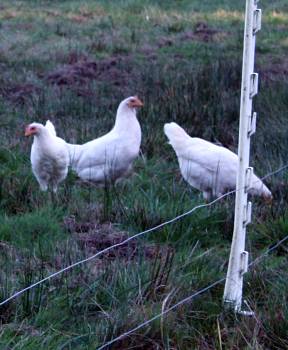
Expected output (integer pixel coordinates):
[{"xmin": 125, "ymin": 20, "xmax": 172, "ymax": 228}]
[
  {"xmin": 67, "ymin": 96, "xmax": 143, "ymax": 184},
  {"xmin": 25, "ymin": 120, "xmax": 69, "ymax": 193},
  {"xmin": 164, "ymin": 122, "xmax": 272, "ymax": 201}
]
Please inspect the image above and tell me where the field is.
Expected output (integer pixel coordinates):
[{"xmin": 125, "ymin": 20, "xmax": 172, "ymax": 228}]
[{"xmin": 0, "ymin": 0, "xmax": 288, "ymax": 348}]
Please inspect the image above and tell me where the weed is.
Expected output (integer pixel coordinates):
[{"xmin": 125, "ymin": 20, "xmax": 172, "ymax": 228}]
[{"xmin": 0, "ymin": 0, "xmax": 288, "ymax": 349}]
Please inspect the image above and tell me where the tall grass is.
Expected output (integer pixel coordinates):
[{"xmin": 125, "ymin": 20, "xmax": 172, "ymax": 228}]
[{"xmin": 0, "ymin": 0, "xmax": 288, "ymax": 348}]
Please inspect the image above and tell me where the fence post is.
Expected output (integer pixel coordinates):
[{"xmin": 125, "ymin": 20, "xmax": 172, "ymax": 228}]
[{"xmin": 223, "ymin": 0, "xmax": 261, "ymax": 313}]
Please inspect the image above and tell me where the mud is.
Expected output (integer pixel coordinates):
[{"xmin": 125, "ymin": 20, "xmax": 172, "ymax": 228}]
[
  {"xmin": 157, "ymin": 22, "xmax": 227, "ymax": 49},
  {"xmin": 64, "ymin": 216, "xmax": 170, "ymax": 261},
  {"xmin": 260, "ymin": 57, "xmax": 288, "ymax": 81},
  {"xmin": 46, "ymin": 55, "xmax": 130, "ymax": 88},
  {"xmin": 1, "ymin": 83, "xmax": 40, "ymax": 105}
]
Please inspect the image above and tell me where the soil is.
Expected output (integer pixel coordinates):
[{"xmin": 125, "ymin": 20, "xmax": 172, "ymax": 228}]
[
  {"xmin": 64, "ymin": 216, "xmax": 171, "ymax": 261},
  {"xmin": 46, "ymin": 54, "xmax": 130, "ymax": 88},
  {"xmin": 157, "ymin": 22, "xmax": 228, "ymax": 49},
  {"xmin": 1, "ymin": 83, "xmax": 40, "ymax": 105},
  {"xmin": 259, "ymin": 57, "xmax": 288, "ymax": 82}
]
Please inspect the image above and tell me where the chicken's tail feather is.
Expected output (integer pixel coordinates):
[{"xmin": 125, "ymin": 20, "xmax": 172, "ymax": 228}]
[
  {"xmin": 164, "ymin": 122, "xmax": 190, "ymax": 152},
  {"xmin": 45, "ymin": 120, "xmax": 57, "ymax": 137}
]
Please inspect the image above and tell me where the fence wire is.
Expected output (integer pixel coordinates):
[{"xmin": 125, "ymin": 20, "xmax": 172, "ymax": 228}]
[
  {"xmin": 97, "ymin": 231, "xmax": 288, "ymax": 350},
  {"xmin": 0, "ymin": 163, "xmax": 287, "ymax": 308}
]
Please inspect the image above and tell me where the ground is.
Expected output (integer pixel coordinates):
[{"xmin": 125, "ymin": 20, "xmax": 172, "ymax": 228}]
[{"xmin": 0, "ymin": 0, "xmax": 288, "ymax": 349}]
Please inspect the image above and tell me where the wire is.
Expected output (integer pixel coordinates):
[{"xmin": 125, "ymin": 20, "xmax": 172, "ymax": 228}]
[
  {"xmin": 97, "ymin": 278, "xmax": 226, "ymax": 350},
  {"xmin": 97, "ymin": 231, "xmax": 288, "ymax": 350},
  {"xmin": 260, "ymin": 163, "xmax": 288, "ymax": 181},
  {"xmin": 249, "ymin": 234, "xmax": 288, "ymax": 267},
  {"xmin": 0, "ymin": 192, "xmax": 231, "ymax": 307},
  {"xmin": 0, "ymin": 163, "xmax": 287, "ymax": 307}
]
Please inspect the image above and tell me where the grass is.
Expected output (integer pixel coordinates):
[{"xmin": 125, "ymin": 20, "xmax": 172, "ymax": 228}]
[{"xmin": 0, "ymin": 0, "xmax": 288, "ymax": 349}]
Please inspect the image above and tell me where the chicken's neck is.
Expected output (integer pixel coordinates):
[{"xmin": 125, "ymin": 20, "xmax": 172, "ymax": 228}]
[
  {"xmin": 33, "ymin": 130, "xmax": 54, "ymax": 150},
  {"xmin": 113, "ymin": 109, "xmax": 140, "ymax": 136}
]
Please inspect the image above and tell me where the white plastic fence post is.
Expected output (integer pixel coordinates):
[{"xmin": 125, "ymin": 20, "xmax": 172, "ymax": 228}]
[{"xmin": 223, "ymin": 0, "xmax": 261, "ymax": 313}]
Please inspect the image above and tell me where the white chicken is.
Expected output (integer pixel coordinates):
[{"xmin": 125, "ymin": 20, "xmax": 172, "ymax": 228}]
[
  {"xmin": 164, "ymin": 122, "xmax": 272, "ymax": 201},
  {"xmin": 25, "ymin": 120, "xmax": 69, "ymax": 192},
  {"xmin": 67, "ymin": 96, "xmax": 143, "ymax": 184}
]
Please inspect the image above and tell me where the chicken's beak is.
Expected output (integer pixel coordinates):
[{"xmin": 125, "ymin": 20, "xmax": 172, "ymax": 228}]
[
  {"xmin": 25, "ymin": 126, "xmax": 32, "ymax": 137},
  {"xmin": 130, "ymin": 96, "xmax": 144, "ymax": 108}
]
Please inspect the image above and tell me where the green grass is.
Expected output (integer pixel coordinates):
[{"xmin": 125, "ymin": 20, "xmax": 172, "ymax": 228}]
[{"xmin": 0, "ymin": 0, "xmax": 288, "ymax": 349}]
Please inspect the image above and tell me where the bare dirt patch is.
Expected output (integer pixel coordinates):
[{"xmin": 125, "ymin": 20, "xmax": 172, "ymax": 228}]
[
  {"xmin": 0, "ymin": 82, "xmax": 40, "ymax": 105},
  {"xmin": 193, "ymin": 21, "xmax": 222, "ymax": 42},
  {"xmin": 62, "ymin": 216, "xmax": 175, "ymax": 296},
  {"xmin": 1, "ymin": 10, "xmax": 19, "ymax": 20},
  {"xmin": 46, "ymin": 54, "xmax": 131, "ymax": 89},
  {"xmin": 157, "ymin": 22, "xmax": 229, "ymax": 49},
  {"xmin": 64, "ymin": 216, "xmax": 172, "ymax": 261},
  {"xmin": 67, "ymin": 13, "xmax": 94, "ymax": 23},
  {"xmin": 260, "ymin": 57, "xmax": 288, "ymax": 81}
]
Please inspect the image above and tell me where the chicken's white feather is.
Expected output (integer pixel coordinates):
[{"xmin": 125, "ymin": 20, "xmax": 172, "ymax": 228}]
[
  {"xmin": 164, "ymin": 122, "xmax": 272, "ymax": 201},
  {"xmin": 67, "ymin": 96, "xmax": 143, "ymax": 184},
  {"xmin": 26, "ymin": 121, "xmax": 69, "ymax": 192},
  {"xmin": 45, "ymin": 120, "xmax": 57, "ymax": 137}
]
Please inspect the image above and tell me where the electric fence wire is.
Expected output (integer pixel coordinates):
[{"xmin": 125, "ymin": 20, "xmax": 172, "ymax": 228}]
[
  {"xmin": 0, "ymin": 163, "xmax": 287, "ymax": 308},
  {"xmin": 97, "ymin": 217, "xmax": 288, "ymax": 350}
]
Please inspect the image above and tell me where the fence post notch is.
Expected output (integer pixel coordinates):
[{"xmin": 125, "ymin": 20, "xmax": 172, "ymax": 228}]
[{"xmin": 223, "ymin": 0, "xmax": 261, "ymax": 314}]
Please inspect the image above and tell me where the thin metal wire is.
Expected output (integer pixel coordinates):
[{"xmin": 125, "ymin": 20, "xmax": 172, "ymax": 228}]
[
  {"xmin": 0, "ymin": 163, "xmax": 287, "ymax": 307},
  {"xmin": 249, "ymin": 234, "xmax": 288, "ymax": 267},
  {"xmin": 260, "ymin": 164, "xmax": 288, "ymax": 181},
  {"xmin": 97, "ymin": 231, "xmax": 288, "ymax": 350},
  {"xmin": 0, "ymin": 193, "xmax": 230, "ymax": 307},
  {"xmin": 97, "ymin": 278, "xmax": 226, "ymax": 350}
]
